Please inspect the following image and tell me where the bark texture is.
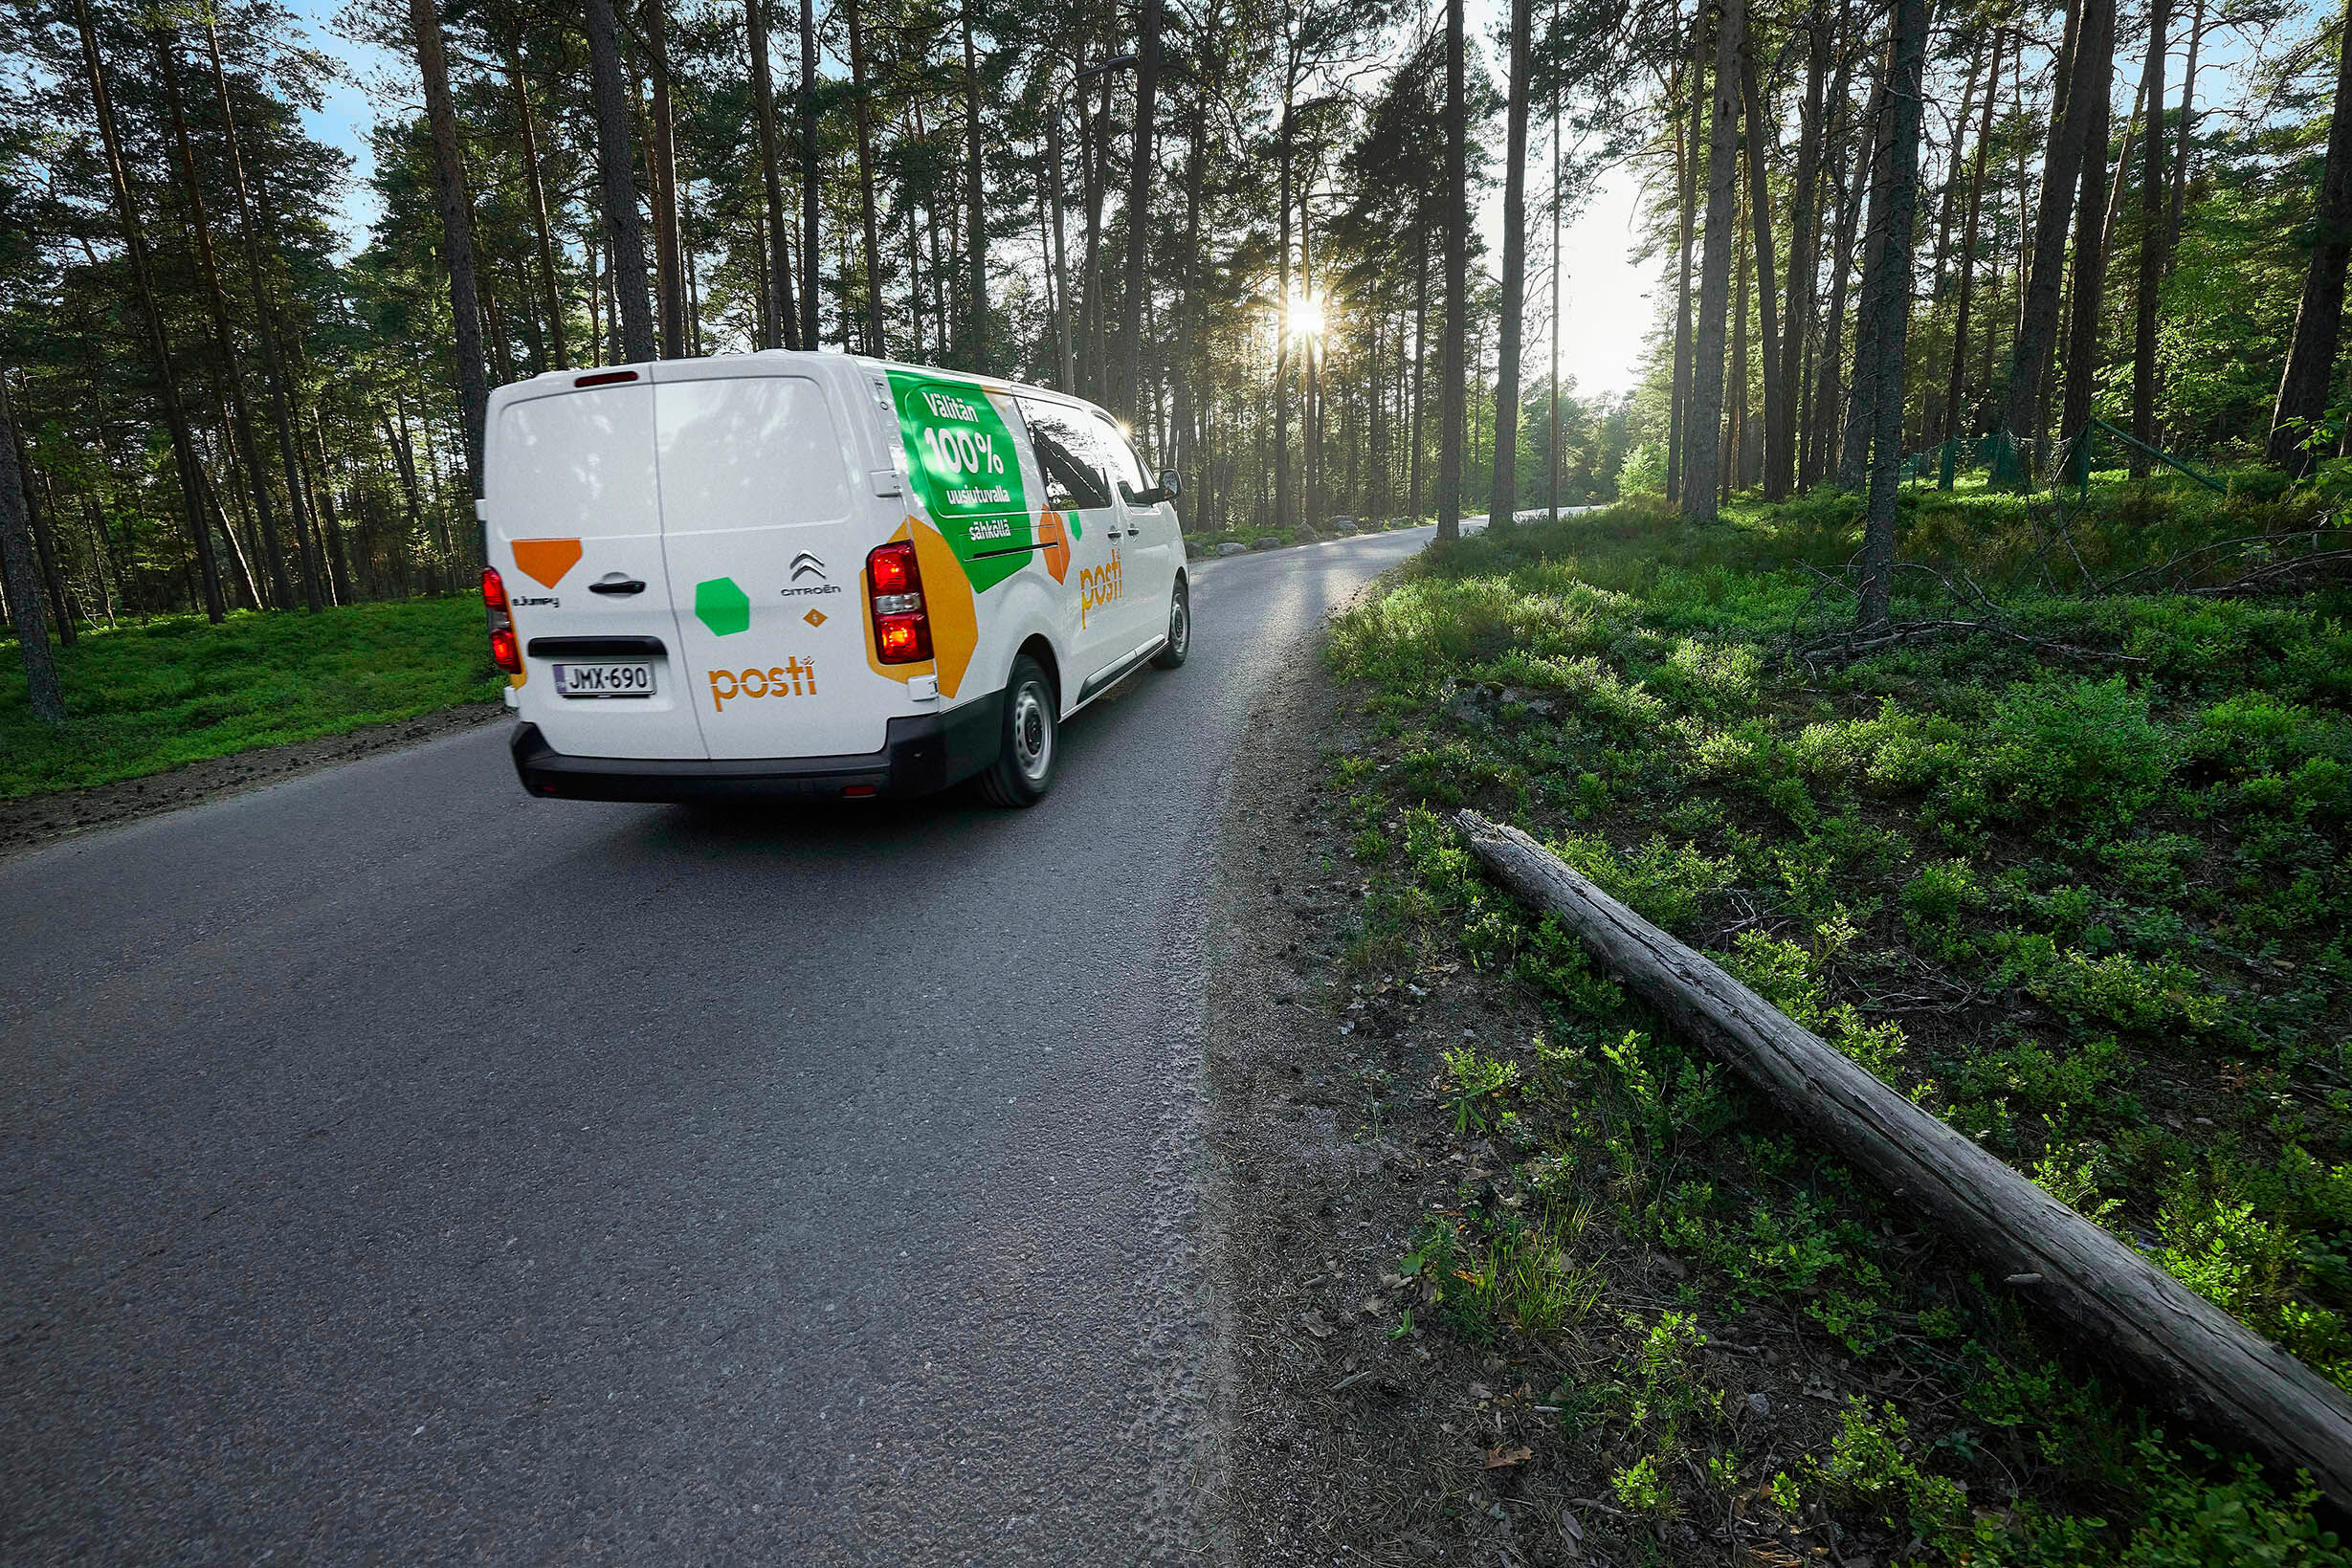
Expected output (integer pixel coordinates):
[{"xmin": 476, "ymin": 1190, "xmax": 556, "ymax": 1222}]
[{"xmin": 1459, "ymin": 808, "xmax": 2352, "ymax": 1513}]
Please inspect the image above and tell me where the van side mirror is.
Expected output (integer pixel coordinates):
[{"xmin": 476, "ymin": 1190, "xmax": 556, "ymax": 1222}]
[{"xmin": 1119, "ymin": 471, "xmax": 1184, "ymax": 508}]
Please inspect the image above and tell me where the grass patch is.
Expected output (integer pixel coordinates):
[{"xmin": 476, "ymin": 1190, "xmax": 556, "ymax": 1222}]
[
  {"xmin": 1321, "ymin": 474, "xmax": 2352, "ymax": 1561},
  {"xmin": 0, "ymin": 597, "xmax": 501, "ymax": 798}
]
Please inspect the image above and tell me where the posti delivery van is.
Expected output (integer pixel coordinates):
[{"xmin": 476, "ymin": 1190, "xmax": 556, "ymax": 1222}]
[{"xmin": 480, "ymin": 351, "xmax": 1188, "ymax": 807}]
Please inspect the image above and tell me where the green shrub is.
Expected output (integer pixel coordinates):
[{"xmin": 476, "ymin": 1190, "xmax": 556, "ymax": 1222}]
[{"xmin": 1972, "ymin": 677, "xmax": 2178, "ymax": 828}]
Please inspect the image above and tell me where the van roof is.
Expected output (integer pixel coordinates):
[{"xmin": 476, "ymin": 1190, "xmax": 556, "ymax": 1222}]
[{"xmin": 493, "ymin": 350, "xmax": 1106, "ymax": 420}]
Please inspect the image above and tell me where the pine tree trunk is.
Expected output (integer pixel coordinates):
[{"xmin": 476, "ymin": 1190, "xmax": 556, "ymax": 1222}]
[
  {"xmin": 1409, "ymin": 226, "xmax": 1429, "ymax": 519},
  {"xmin": 0, "ymin": 376, "xmax": 64, "ymax": 721},
  {"xmin": 1683, "ymin": 0, "xmax": 1743, "ymax": 521},
  {"xmin": 2269, "ymin": 0, "xmax": 2352, "ymax": 471},
  {"xmin": 1930, "ymin": 34, "xmax": 1985, "ymax": 302},
  {"xmin": 409, "ymin": 0, "xmax": 489, "ymax": 494},
  {"xmin": 2060, "ymin": 0, "xmax": 2116, "ymax": 449},
  {"xmin": 1487, "ymin": 0, "xmax": 1531, "ymax": 524},
  {"xmin": 505, "ymin": 35, "xmax": 572, "ymax": 369},
  {"xmin": 1856, "ymin": 0, "xmax": 1928, "ymax": 630},
  {"xmin": 1669, "ymin": 5, "xmax": 1705, "ymax": 504},
  {"xmin": 157, "ymin": 24, "xmax": 290, "ymax": 609},
  {"xmin": 747, "ymin": 0, "xmax": 799, "ymax": 350},
  {"xmin": 1726, "ymin": 210, "xmax": 1748, "ymax": 499},
  {"xmin": 1944, "ymin": 29, "xmax": 2001, "ymax": 454},
  {"xmin": 1840, "ymin": 58, "xmax": 1893, "ymax": 490},
  {"xmin": 799, "ymin": 0, "xmax": 821, "ymax": 350},
  {"xmin": 2131, "ymin": 0, "xmax": 2169, "ymax": 472},
  {"xmin": 585, "ymin": 0, "xmax": 657, "ymax": 362},
  {"xmin": 1741, "ymin": 39, "xmax": 1787, "ymax": 498},
  {"xmin": 963, "ymin": 0, "xmax": 988, "ymax": 372},
  {"xmin": 1805, "ymin": 19, "xmax": 1860, "ymax": 485},
  {"xmin": 1117, "ymin": 0, "xmax": 1163, "ymax": 414},
  {"xmin": 74, "ymin": 0, "xmax": 224, "ymax": 622},
  {"xmin": 643, "ymin": 0, "xmax": 686, "ymax": 358},
  {"xmin": 202, "ymin": 19, "xmax": 322, "ymax": 610},
  {"xmin": 2168, "ymin": 0, "xmax": 2206, "ymax": 255},
  {"xmin": 1276, "ymin": 99, "xmax": 1294, "ymax": 529},
  {"xmin": 8, "ymin": 381, "xmax": 74, "ymax": 642},
  {"xmin": 1437, "ymin": 0, "xmax": 1468, "ymax": 541},
  {"xmin": 1784, "ymin": 0, "xmax": 1830, "ymax": 489},
  {"xmin": 2001, "ymin": 0, "xmax": 2097, "ymax": 467}
]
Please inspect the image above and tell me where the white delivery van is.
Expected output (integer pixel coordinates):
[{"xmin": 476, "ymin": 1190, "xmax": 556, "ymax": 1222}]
[{"xmin": 480, "ymin": 352, "xmax": 1188, "ymax": 806}]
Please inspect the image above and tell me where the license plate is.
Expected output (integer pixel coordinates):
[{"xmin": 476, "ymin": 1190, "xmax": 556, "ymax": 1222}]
[{"xmin": 552, "ymin": 662, "xmax": 655, "ymax": 698}]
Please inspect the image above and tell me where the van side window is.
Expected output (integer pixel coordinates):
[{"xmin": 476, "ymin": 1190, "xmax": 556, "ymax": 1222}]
[
  {"xmin": 1015, "ymin": 399, "xmax": 1112, "ymax": 512},
  {"xmin": 1091, "ymin": 415, "xmax": 1148, "ymax": 501}
]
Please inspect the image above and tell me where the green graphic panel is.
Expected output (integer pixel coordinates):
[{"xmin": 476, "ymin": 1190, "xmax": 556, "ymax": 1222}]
[
  {"xmin": 888, "ymin": 371, "xmax": 1032, "ymax": 593},
  {"xmin": 696, "ymin": 576, "xmax": 751, "ymax": 636}
]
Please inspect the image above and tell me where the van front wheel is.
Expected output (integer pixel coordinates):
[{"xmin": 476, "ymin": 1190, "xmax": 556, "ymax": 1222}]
[
  {"xmin": 1151, "ymin": 579, "xmax": 1190, "ymax": 670},
  {"xmin": 975, "ymin": 655, "xmax": 1058, "ymax": 807}
]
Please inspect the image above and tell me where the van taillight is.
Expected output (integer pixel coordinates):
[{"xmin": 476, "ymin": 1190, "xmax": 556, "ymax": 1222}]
[
  {"xmin": 483, "ymin": 567, "xmax": 521, "ymax": 674},
  {"xmin": 868, "ymin": 541, "xmax": 931, "ymax": 663}
]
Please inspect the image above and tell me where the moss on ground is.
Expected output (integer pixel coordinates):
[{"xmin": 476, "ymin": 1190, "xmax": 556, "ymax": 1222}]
[{"xmin": 1, "ymin": 596, "xmax": 501, "ymax": 799}]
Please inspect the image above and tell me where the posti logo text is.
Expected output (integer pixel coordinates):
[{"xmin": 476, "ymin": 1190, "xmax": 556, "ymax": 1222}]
[
  {"xmin": 1079, "ymin": 546, "xmax": 1123, "ymax": 629},
  {"xmin": 710, "ymin": 657, "xmax": 818, "ymax": 713}
]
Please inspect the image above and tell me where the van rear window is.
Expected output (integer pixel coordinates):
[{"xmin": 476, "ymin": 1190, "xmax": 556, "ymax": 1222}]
[{"xmin": 657, "ymin": 376, "xmax": 851, "ymax": 525}]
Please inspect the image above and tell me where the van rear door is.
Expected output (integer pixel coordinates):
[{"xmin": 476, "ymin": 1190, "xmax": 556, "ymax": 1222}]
[
  {"xmin": 651, "ymin": 363, "xmax": 884, "ymax": 760},
  {"xmin": 488, "ymin": 376, "xmax": 708, "ymax": 762}
]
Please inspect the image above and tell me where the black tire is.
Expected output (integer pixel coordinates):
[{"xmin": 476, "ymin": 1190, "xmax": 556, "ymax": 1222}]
[
  {"xmin": 1150, "ymin": 577, "xmax": 1190, "ymax": 670},
  {"xmin": 975, "ymin": 654, "xmax": 1058, "ymax": 807}
]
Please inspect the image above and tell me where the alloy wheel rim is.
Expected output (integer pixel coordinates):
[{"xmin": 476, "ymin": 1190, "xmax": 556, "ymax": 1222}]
[{"xmin": 1170, "ymin": 593, "xmax": 1189, "ymax": 656}]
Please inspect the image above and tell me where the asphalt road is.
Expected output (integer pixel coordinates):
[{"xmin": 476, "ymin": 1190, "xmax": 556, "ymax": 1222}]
[{"xmin": 1, "ymin": 523, "xmax": 1465, "ymax": 1565}]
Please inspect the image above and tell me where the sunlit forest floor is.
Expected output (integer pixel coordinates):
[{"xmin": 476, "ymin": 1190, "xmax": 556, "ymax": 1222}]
[
  {"xmin": 1306, "ymin": 472, "xmax": 2352, "ymax": 1559},
  {"xmin": 0, "ymin": 597, "xmax": 500, "ymax": 799}
]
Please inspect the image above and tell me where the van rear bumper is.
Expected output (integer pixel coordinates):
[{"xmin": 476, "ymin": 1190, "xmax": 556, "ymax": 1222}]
[{"xmin": 510, "ymin": 696, "xmax": 1003, "ymax": 802}]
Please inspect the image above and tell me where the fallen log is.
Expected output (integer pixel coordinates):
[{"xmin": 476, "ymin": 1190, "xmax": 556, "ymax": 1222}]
[{"xmin": 1455, "ymin": 807, "xmax": 2352, "ymax": 1509}]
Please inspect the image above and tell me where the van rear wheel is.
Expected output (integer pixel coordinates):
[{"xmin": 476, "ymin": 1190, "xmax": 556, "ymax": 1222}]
[
  {"xmin": 1151, "ymin": 579, "xmax": 1190, "ymax": 670},
  {"xmin": 975, "ymin": 654, "xmax": 1058, "ymax": 807}
]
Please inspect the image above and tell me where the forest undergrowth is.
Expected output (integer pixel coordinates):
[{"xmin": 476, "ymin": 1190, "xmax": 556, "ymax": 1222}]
[
  {"xmin": 0, "ymin": 595, "xmax": 499, "ymax": 798},
  {"xmin": 1318, "ymin": 472, "xmax": 2352, "ymax": 1562}
]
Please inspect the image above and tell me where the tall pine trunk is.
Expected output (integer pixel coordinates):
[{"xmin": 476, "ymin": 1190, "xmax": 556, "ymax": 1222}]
[
  {"xmin": 2131, "ymin": 0, "xmax": 2169, "ymax": 471},
  {"xmin": 1487, "ymin": 0, "xmax": 1531, "ymax": 524},
  {"xmin": 1117, "ymin": 0, "xmax": 1163, "ymax": 415},
  {"xmin": 2269, "ymin": 0, "xmax": 2352, "ymax": 471},
  {"xmin": 507, "ymin": 34, "xmax": 571, "ymax": 369},
  {"xmin": 75, "ymin": 0, "xmax": 223, "ymax": 621},
  {"xmin": 747, "ymin": 0, "xmax": 800, "ymax": 350},
  {"xmin": 799, "ymin": 0, "xmax": 822, "ymax": 351},
  {"xmin": 410, "ymin": 0, "xmax": 489, "ymax": 494},
  {"xmin": 2168, "ymin": 0, "xmax": 2206, "ymax": 254},
  {"xmin": 588, "ymin": 0, "xmax": 657, "ymax": 361},
  {"xmin": 1275, "ymin": 99, "xmax": 1294, "ymax": 528},
  {"xmin": 1945, "ymin": 29, "xmax": 2001, "ymax": 453},
  {"xmin": 1683, "ymin": 0, "xmax": 1743, "ymax": 521},
  {"xmin": 2060, "ymin": 0, "xmax": 2116, "ymax": 447},
  {"xmin": 1669, "ymin": 4, "xmax": 1705, "ymax": 503},
  {"xmin": 1437, "ymin": 0, "xmax": 1468, "ymax": 540},
  {"xmin": 1856, "ymin": 0, "xmax": 1928, "ymax": 629},
  {"xmin": 1741, "ymin": 37, "xmax": 1787, "ymax": 497},
  {"xmin": 158, "ymin": 25, "xmax": 290, "ymax": 608},
  {"xmin": 1783, "ymin": 0, "xmax": 1830, "ymax": 488},
  {"xmin": 963, "ymin": 0, "xmax": 988, "ymax": 372},
  {"xmin": 2001, "ymin": 0, "xmax": 2097, "ymax": 467},
  {"xmin": 0, "ymin": 374, "xmax": 64, "ymax": 721},
  {"xmin": 204, "ymin": 18, "xmax": 322, "ymax": 609},
  {"xmin": 1840, "ymin": 55, "xmax": 1893, "ymax": 490}
]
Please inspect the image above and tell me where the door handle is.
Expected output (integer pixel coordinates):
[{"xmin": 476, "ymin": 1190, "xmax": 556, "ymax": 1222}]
[{"xmin": 589, "ymin": 579, "xmax": 647, "ymax": 596}]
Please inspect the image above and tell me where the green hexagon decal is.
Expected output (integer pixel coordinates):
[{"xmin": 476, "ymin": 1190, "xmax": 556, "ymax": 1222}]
[{"xmin": 695, "ymin": 575, "xmax": 750, "ymax": 637}]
